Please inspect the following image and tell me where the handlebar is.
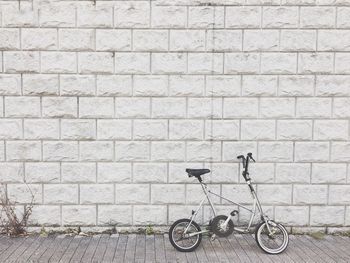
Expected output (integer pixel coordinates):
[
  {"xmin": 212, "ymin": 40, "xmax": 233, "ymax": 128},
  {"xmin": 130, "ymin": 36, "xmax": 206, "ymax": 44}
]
[{"xmin": 237, "ymin": 153, "xmax": 255, "ymax": 181}]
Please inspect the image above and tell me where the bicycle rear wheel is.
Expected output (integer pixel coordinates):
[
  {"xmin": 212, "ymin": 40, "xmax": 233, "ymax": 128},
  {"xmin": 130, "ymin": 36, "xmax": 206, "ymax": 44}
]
[
  {"xmin": 255, "ymin": 221, "xmax": 289, "ymax": 254},
  {"xmin": 169, "ymin": 218, "xmax": 202, "ymax": 252}
]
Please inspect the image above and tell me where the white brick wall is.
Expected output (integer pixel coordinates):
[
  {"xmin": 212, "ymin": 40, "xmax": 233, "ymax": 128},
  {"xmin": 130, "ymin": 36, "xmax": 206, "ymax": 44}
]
[{"xmin": 0, "ymin": 0, "xmax": 350, "ymax": 230}]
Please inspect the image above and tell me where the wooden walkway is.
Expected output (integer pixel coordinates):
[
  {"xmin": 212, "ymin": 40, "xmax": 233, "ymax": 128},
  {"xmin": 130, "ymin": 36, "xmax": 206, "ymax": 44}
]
[{"xmin": 0, "ymin": 233, "xmax": 349, "ymax": 262}]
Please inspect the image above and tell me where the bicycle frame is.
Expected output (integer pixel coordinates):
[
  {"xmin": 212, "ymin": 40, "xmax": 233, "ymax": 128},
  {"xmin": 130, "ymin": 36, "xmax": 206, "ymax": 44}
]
[
  {"xmin": 185, "ymin": 181, "xmax": 267, "ymax": 237},
  {"xmin": 184, "ymin": 154, "xmax": 273, "ymax": 237}
]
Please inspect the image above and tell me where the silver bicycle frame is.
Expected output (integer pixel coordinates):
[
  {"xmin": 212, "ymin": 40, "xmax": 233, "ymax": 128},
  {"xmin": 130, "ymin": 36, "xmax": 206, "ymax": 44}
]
[{"xmin": 185, "ymin": 179, "xmax": 269, "ymax": 235}]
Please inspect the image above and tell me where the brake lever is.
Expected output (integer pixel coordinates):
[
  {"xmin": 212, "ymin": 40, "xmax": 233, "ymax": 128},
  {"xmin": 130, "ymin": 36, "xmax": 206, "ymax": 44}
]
[{"xmin": 247, "ymin": 153, "xmax": 256, "ymax": 162}]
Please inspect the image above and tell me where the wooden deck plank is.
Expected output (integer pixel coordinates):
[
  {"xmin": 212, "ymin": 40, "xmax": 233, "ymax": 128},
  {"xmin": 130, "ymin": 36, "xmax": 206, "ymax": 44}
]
[
  {"xmin": 0, "ymin": 236, "xmax": 14, "ymax": 254},
  {"xmin": 297, "ymin": 235, "xmax": 332, "ymax": 263},
  {"xmin": 80, "ymin": 234, "xmax": 101, "ymax": 262},
  {"xmin": 174, "ymin": 246, "xmax": 187, "ymax": 263},
  {"xmin": 70, "ymin": 236, "xmax": 92, "ymax": 263},
  {"xmin": 145, "ymin": 235, "xmax": 156, "ymax": 263},
  {"xmin": 49, "ymin": 235, "xmax": 74, "ymax": 263},
  {"xmin": 218, "ymin": 237, "xmax": 239, "ymax": 261},
  {"xmin": 163, "ymin": 233, "xmax": 178, "ymax": 263},
  {"xmin": 1, "ymin": 233, "xmax": 350, "ymax": 262},
  {"xmin": 202, "ymin": 237, "xmax": 219, "ymax": 262},
  {"xmin": 163, "ymin": 233, "xmax": 176, "ymax": 263},
  {"xmin": 185, "ymin": 250, "xmax": 198, "ymax": 263},
  {"xmin": 134, "ymin": 234, "xmax": 146, "ymax": 263},
  {"xmin": 124, "ymin": 234, "xmax": 136, "ymax": 263},
  {"xmin": 20, "ymin": 236, "xmax": 46, "ymax": 261},
  {"xmin": 29, "ymin": 236, "xmax": 55, "ymax": 262},
  {"xmin": 330, "ymin": 236, "xmax": 350, "ymax": 258},
  {"xmin": 58, "ymin": 235, "xmax": 83, "ymax": 263},
  {"xmin": 288, "ymin": 236, "xmax": 317, "ymax": 263},
  {"xmin": 0, "ymin": 236, "xmax": 25, "ymax": 262},
  {"xmin": 38, "ymin": 235, "xmax": 65, "ymax": 263},
  {"xmin": 227, "ymin": 235, "xmax": 251, "ymax": 263},
  {"xmin": 92, "ymin": 234, "xmax": 110, "ymax": 262},
  {"xmin": 306, "ymin": 236, "xmax": 346, "ymax": 263},
  {"xmin": 194, "ymin": 239, "xmax": 209, "ymax": 263},
  {"xmin": 102, "ymin": 234, "xmax": 119, "ymax": 262},
  {"xmin": 283, "ymin": 236, "xmax": 303, "ymax": 263},
  {"xmin": 209, "ymin": 238, "xmax": 230, "ymax": 263},
  {"xmin": 241, "ymin": 234, "xmax": 277, "ymax": 263},
  {"xmin": 113, "ymin": 234, "xmax": 128, "ymax": 263},
  {"xmin": 235, "ymin": 234, "xmax": 262, "ymax": 263},
  {"xmin": 8, "ymin": 235, "xmax": 38, "ymax": 262},
  {"xmin": 154, "ymin": 235, "xmax": 166, "ymax": 263}
]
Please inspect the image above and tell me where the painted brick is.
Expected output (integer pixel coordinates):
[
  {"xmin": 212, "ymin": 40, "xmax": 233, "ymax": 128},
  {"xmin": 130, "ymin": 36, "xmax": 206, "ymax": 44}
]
[
  {"xmin": 4, "ymin": 51, "xmax": 40, "ymax": 73},
  {"xmin": 96, "ymin": 30, "xmax": 131, "ymax": 51},
  {"xmin": 80, "ymin": 184, "xmax": 114, "ymax": 204},
  {"xmin": 42, "ymin": 97, "xmax": 77, "ymax": 118},
  {"xmin": 0, "ymin": 29, "xmax": 20, "ymax": 50},
  {"xmin": 41, "ymin": 52, "xmax": 76, "ymax": 74},
  {"xmin": 206, "ymin": 30, "xmax": 242, "ymax": 51},
  {"xmin": 134, "ymin": 120, "xmax": 167, "ymax": 140},
  {"xmin": 97, "ymin": 120, "xmax": 132, "ymax": 140},
  {"xmin": 44, "ymin": 184, "xmax": 78, "ymax": 204},
  {"xmin": 133, "ymin": 163, "xmax": 167, "ymax": 183},
  {"xmin": 62, "ymin": 163, "xmax": 96, "ymax": 183},
  {"xmin": 59, "ymin": 29, "xmax": 94, "ymax": 51},
  {"xmin": 115, "ymin": 53, "xmax": 150, "ymax": 74},
  {"xmin": 189, "ymin": 6, "xmax": 224, "ymax": 28},
  {"xmin": 61, "ymin": 119, "xmax": 96, "ymax": 140},
  {"xmin": 0, "ymin": 163, "xmax": 24, "ymax": 183},
  {"xmin": 226, "ymin": 7, "xmax": 261, "ymax": 28},
  {"xmin": 97, "ymin": 75, "xmax": 132, "ymax": 96},
  {"xmin": 277, "ymin": 120, "xmax": 312, "ymax": 140},
  {"xmin": 242, "ymin": 75, "xmax": 277, "ymax": 96},
  {"xmin": 133, "ymin": 30, "xmax": 168, "ymax": 51},
  {"xmin": 40, "ymin": 4, "xmax": 75, "ymax": 27},
  {"xmin": 6, "ymin": 141, "xmax": 41, "ymax": 161},
  {"xmin": 295, "ymin": 142, "xmax": 330, "ymax": 162},
  {"xmin": 24, "ymin": 119, "xmax": 59, "ymax": 140},
  {"xmin": 152, "ymin": 6, "xmax": 186, "ymax": 28},
  {"xmin": 280, "ymin": 30, "xmax": 316, "ymax": 51},
  {"xmin": 169, "ymin": 75, "xmax": 204, "ymax": 96},
  {"xmin": 134, "ymin": 75, "xmax": 168, "ymax": 96},
  {"xmin": 0, "ymin": 74, "xmax": 21, "ymax": 95},
  {"xmin": 80, "ymin": 141, "xmax": 114, "ymax": 162},
  {"xmin": 300, "ymin": 7, "xmax": 336, "ymax": 28},
  {"xmin": 77, "ymin": 6, "xmax": 113, "ymax": 28},
  {"xmin": 60, "ymin": 75, "xmax": 95, "ymax": 96},
  {"xmin": 115, "ymin": 2, "xmax": 150, "ymax": 28},
  {"xmin": 79, "ymin": 52, "xmax": 114, "ymax": 74},
  {"xmin": 21, "ymin": 29, "xmax": 57, "ymax": 50},
  {"xmin": 23, "ymin": 74, "xmax": 59, "ymax": 95}
]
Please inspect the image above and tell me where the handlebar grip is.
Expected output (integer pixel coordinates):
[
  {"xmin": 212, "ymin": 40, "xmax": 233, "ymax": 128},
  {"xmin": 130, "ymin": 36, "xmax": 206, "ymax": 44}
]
[{"xmin": 247, "ymin": 153, "xmax": 256, "ymax": 162}]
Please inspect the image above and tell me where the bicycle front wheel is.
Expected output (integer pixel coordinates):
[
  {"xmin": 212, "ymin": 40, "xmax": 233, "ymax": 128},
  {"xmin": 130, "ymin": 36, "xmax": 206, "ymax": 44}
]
[
  {"xmin": 255, "ymin": 221, "xmax": 289, "ymax": 254},
  {"xmin": 169, "ymin": 218, "xmax": 202, "ymax": 252}
]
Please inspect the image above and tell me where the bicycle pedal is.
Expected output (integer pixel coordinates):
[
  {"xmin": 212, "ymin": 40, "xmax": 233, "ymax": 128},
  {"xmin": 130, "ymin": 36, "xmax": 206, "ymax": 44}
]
[{"xmin": 230, "ymin": 210, "xmax": 239, "ymax": 216}]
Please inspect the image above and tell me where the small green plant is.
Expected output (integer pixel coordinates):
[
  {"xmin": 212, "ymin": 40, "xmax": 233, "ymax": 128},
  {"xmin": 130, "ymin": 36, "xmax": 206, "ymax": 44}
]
[
  {"xmin": 40, "ymin": 226, "xmax": 48, "ymax": 237},
  {"xmin": 146, "ymin": 225, "xmax": 154, "ymax": 235},
  {"xmin": 309, "ymin": 231, "xmax": 325, "ymax": 240}
]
